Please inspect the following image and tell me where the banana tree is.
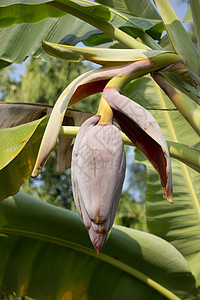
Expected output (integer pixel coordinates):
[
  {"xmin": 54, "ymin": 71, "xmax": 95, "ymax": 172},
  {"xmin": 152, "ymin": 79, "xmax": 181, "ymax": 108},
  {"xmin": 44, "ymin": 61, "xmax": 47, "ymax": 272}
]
[{"xmin": 0, "ymin": 0, "xmax": 200, "ymax": 299}]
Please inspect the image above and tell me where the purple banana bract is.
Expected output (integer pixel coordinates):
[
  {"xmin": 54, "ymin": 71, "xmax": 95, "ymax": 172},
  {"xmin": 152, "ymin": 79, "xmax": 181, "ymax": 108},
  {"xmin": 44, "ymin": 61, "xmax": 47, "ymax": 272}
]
[
  {"xmin": 71, "ymin": 115, "xmax": 126, "ymax": 253},
  {"xmin": 103, "ymin": 87, "xmax": 173, "ymax": 203}
]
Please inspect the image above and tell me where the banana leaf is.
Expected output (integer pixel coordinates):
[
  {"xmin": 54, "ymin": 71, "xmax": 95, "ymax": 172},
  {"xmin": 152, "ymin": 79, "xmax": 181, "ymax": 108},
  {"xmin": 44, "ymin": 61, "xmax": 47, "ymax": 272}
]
[
  {"xmin": 124, "ymin": 76, "xmax": 200, "ymax": 287},
  {"xmin": 0, "ymin": 0, "xmax": 152, "ymax": 66},
  {"xmin": 0, "ymin": 15, "xmax": 97, "ymax": 64},
  {"xmin": 153, "ymin": 0, "xmax": 199, "ymax": 77},
  {"xmin": 0, "ymin": 0, "xmax": 110, "ymax": 63},
  {"xmin": 0, "ymin": 1, "xmax": 111, "ymax": 26},
  {"xmin": 0, "ymin": 103, "xmax": 92, "ymax": 200},
  {"xmin": 0, "ymin": 117, "xmax": 48, "ymax": 201},
  {"xmin": 0, "ymin": 192, "xmax": 198, "ymax": 299}
]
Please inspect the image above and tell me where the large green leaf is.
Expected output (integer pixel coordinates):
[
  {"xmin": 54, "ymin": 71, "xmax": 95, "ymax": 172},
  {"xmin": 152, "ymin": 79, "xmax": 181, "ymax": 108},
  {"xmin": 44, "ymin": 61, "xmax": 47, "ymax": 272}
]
[
  {"xmin": 0, "ymin": 192, "xmax": 198, "ymax": 299},
  {"xmin": 0, "ymin": 15, "xmax": 97, "ymax": 64},
  {"xmin": 0, "ymin": 0, "xmax": 111, "ymax": 27},
  {"xmin": 0, "ymin": 0, "xmax": 150, "ymax": 65},
  {"xmin": 0, "ymin": 117, "xmax": 48, "ymax": 201},
  {"xmin": 0, "ymin": 3, "xmax": 66, "ymax": 27},
  {"xmin": 0, "ymin": 117, "xmax": 47, "ymax": 170},
  {"xmin": 153, "ymin": 0, "xmax": 199, "ymax": 77},
  {"xmin": 0, "ymin": 1, "xmax": 112, "ymax": 63},
  {"xmin": 1, "ymin": 0, "xmax": 164, "ymax": 49},
  {"xmin": 1, "ymin": 0, "xmax": 148, "ymax": 51},
  {"xmin": 58, "ymin": 2, "xmax": 164, "ymax": 48},
  {"xmin": 123, "ymin": 76, "xmax": 200, "ymax": 287},
  {"xmin": 0, "ymin": 103, "xmax": 93, "ymax": 200}
]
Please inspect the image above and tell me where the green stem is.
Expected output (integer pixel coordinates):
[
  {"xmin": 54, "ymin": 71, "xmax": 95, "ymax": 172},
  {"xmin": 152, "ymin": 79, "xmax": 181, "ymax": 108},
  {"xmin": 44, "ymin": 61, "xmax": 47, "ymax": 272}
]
[
  {"xmin": 76, "ymin": 0, "xmax": 164, "ymax": 51},
  {"xmin": 168, "ymin": 141, "xmax": 200, "ymax": 173},
  {"xmin": 80, "ymin": 0, "xmax": 163, "ymax": 51},
  {"xmin": 130, "ymin": 28, "xmax": 164, "ymax": 50},
  {"xmin": 59, "ymin": 126, "xmax": 200, "ymax": 173},
  {"xmin": 97, "ymin": 94, "xmax": 113, "ymax": 124},
  {"xmin": 49, "ymin": 1, "xmax": 149, "ymax": 50},
  {"xmin": 152, "ymin": 73, "xmax": 200, "ymax": 137}
]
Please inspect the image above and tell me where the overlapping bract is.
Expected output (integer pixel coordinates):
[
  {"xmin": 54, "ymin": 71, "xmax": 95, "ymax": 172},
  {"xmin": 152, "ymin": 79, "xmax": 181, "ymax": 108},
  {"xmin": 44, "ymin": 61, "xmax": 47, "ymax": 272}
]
[
  {"xmin": 71, "ymin": 87, "xmax": 173, "ymax": 251},
  {"xmin": 103, "ymin": 87, "xmax": 173, "ymax": 203},
  {"xmin": 71, "ymin": 115, "xmax": 126, "ymax": 252}
]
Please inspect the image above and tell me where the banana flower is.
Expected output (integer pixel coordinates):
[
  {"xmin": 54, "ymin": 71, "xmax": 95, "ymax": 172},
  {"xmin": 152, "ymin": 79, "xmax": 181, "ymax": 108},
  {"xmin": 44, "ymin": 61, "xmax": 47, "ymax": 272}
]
[
  {"xmin": 71, "ymin": 86, "xmax": 172, "ymax": 252},
  {"xmin": 32, "ymin": 41, "xmax": 174, "ymax": 251},
  {"xmin": 71, "ymin": 115, "xmax": 126, "ymax": 253}
]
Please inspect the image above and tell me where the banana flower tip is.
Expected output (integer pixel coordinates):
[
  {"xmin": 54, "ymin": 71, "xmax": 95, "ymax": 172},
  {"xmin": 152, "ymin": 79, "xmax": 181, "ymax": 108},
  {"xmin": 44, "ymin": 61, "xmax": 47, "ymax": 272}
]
[
  {"xmin": 95, "ymin": 248, "xmax": 100, "ymax": 255},
  {"xmin": 163, "ymin": 187, "xmax": 173, "ymax": 204}
]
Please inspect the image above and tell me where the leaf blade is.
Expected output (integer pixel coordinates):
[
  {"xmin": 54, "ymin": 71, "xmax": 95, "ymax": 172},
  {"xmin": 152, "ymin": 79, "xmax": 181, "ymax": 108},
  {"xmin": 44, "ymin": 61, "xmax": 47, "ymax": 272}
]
[
  {"xmin": 125, "ymin": 76, "xmax": 200, "ymax": 286},
  {"xmin": 0, "ymin": 192, "xmax": 197, "ymax": 299},
  {"xmin": 153, "ymin": 0, "xmax": 200, "ymax": 76}
]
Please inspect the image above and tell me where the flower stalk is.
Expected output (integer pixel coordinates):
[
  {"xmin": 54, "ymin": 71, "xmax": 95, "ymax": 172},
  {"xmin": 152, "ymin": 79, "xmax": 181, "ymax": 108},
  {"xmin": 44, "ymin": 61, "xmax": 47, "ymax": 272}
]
[{"xmin": 97, "ymin": 95, "xmax": 113, "ymax": 125}]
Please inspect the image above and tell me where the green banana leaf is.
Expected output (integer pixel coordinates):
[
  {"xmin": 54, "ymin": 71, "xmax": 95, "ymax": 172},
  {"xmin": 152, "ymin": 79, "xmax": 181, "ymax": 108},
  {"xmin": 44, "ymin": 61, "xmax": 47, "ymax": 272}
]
[
  {"xmin": 0, "ymin": 0, "xmax": 163, "ymax": 35},
  {"xmin": 0, "ymin": 117, "xmax": 47, "ymax": 170},
  {"xmin": 0, "ymin": 192, "xmax": 198, "ymax": 299},
  {"xmin": 123, "ymin": 76, "xmax": 200, "ymax": 287},
  {"xmin": 0, "ymin": 0, "xmax": 111, "ymax": 64},
  {"xmin": 0, "ymin": 0, "xmax": 111, "ymax": 26},
  {"xmin": 153, "ymin": 0, "xmax": 199, "ymax": 77},
  {"xmin": 0, "ymin": 103, "xmax": 93, "ymax": 201},
  {"xmin": 0, "ymin": 0, "xmax": 165, "ymax": 66},
  {"xmin": 0, "ymin": 3, "xmax": 66, "ymax": 27},
  {"xmin": 0, "ymin": 117, "xmax": 48, "ymax": 201},
  {"xmin": 0, "ymin": 15, "xmax": 96, "ymax": 64}
]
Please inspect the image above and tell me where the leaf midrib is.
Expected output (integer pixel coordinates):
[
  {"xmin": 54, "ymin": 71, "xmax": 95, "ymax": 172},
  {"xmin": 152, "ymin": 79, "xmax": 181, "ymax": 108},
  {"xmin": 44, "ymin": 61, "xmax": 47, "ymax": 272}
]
[{"xmin": 0, "ymin": 227, "xmax": 179, "ymax": 300}]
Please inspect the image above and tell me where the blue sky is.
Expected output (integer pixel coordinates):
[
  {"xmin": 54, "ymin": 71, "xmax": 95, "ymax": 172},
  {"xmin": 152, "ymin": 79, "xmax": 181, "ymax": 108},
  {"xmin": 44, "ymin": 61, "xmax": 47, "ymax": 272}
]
[{"xmin": 169, "ymin": 0, "xmax": 188, "ymax": 20}]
